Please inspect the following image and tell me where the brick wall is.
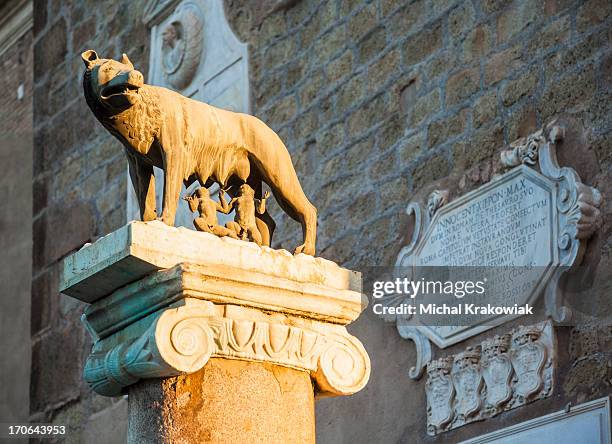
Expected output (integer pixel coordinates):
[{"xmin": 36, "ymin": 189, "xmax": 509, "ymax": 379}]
[
  {"xmin": 30, "ymin": 0, "xmax": 150, "ymax": 440},
  {"xmin": 0, "ymin": 9, "xmax": 33, "ymax": 428},
  {"xmin": 25, "ymin": 0, "xmax": 611, "ymax": 442}
]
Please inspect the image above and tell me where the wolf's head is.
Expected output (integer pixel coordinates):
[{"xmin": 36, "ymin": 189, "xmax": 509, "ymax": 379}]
[{"xmin": 81, "ymin": 49, "xmax": 144, "ymax": 113}]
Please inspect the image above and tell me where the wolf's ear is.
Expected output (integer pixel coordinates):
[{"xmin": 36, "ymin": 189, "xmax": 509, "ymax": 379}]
[
  {"xmin": 120, "ymin": 53, "xmax": 134, "ymax": 70},
  {"xmin": 81, "ymin": 50, "xmax": 99, "ymax": 68}
]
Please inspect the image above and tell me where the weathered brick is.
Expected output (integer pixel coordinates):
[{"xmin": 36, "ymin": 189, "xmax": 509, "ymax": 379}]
[
  {"xmin": 319, "ymin": 232, "xmax": 360, "ymax": 265},
  {"xmin": 315, "ymin": 122, "xmax": 345, "ymax": 156},
  {"xmin": 501, "ymin": 68, "xmax": 539, "ymax": 107},
  {"xmin": 31, "ymin": 267, "xmax": 59, "ymax": 336},
  {"xmin": 322, "ymin": 136, "xmax": 373, "ymax": 178},
  {"xmin": 346, "ymin": 191, "xmax": 379, "ymax": 227},
  {"xmin": 403, "ymin": 21, "xmax": 443, "ymax": 66},
  {"xmin": 461, "ymin": 24, "xmax": 493, "ymax": 63},
  {"xmin": 30, "ymin": 323, "xmax": 86, "ymax": 413},
  {"xmin": 336, "ymin": 72, "xmax": 366, "ymax": 112},
  {"xmin": 381, "ymin": 0, "xmax": 409, "ymax": 17},
  {"xmin": 496, "ymin": 1, "xmax": 540, "ymax": 44},
  {"xmin": 449, "ymin": 2, "xmax": 476, "ymax": 39},
  {"xmin": 410, "ymin": 88, "xmax": 441, "ymax": 126},
  {"xmin": 317, "ymin": 173, "xmax": 362, "ymax": 209},
  {"xmin": 347, "ymin": 94, "xmax": 386, "ymax": 136},
  {"xmin": 484, "ymin": 46, "xmax": 523, "ymax": 86},
  {"xmin": 367, "ymin": 50, "xmax": 400, "ymax": 92},
  {"xmin": 526, "ymin": 15, "xmax": 570, "ymax": 57},
  {"xmin": 399, "ymin": 78, "xmax": 417, "ymax": 114},
  {"xmin": 34, "ymin": 17, "xmax": 67, "ymax": 79},
  {"xmin": 52, "ymin": 156, "xmax": 86, "ymax": 200},
  {"xmin": 81, "ymin": 167, "xmax": 107, "ymax": 202},
  {"xmin": 399, "ymin": 131, "xmax": 425, "ymax": 163},
  {"xmin": 576, "ymin": 0, "xmax": 611, "ymax": 33},
  {"xmin": 428, "ymin": 108, "xmax": 470, "ymax": 148},
  {"xmin": 602, "ymin": 52, "xmax": 612, "ymax": 88},
  {"xmin": 473, "ymin": 91, "xmax": 498, "ymax": 128},
  {"xmin": 293, "ymin": 108, "xmax": 318, "ymax": 141},
  {"xmin": 105, "ymin": 155, "xmax": 126, "ymax": 184},
  {"xmin": 446, "ymin": 67, "xmax": 480, "ymax": 106},
  {"xmin": 266, "ymin": 94, "xmax": 297, "ymax": 125},
  {"xmin": 426, "ymin": 51, "xmax": 459, "ymax": 81},
  {"xmin": 506, "ymin": 104, "xmax": 537, "ymax": 141},
  {"xmin": 388, "ymin": 1, "xmax": 426, "ymax": 39},
  {"xmin": 32, "ymin": 213, "xmax": 46, "ymax": 274},
  {"xmin": 320, "ymin": 149, "xmax": 350, "ymax": 179},
  {"xmin": 477, "ymin": 0, "xmax": 508, "ymax": 14},
  {"xmin": 33, "ymin": 175, "xmax": 48, "ymax": 218},
  {"xmin": 412, "ymin": 153, "xmax": 451, "ymax": 190},
  {"xmin": 299, "ymin": 70, "xmax": 324, "ymax": 109},
  {"xmin": 326, "ymin": 50, "xmax": 352, "ymax": 84},
  {"xmin": 312, "ymin": 25, "xmax": 346, "ymax": 65},
  {"xmin": 543, "ymin": 0, "xmax": 575, "ymax": 16},
  {"xmin": 72, "ymin": 15, "xmax": 96, "ymax": 52},
  {"xmin": 358, "ymin": 27, "xmax": 387, "ymax": 64},
  {"xmin": 338, "ymin": 0, "xmax": 362, "ymax": 16},
  {"xmin": 453, "ymin": 123, "xmax": 504, "ymax": 168},
  {"xmin": 33, "ymin": 0, "xmax": 47, "ymax": 36},
  {"xmin": 45, "ymin": 200, "xmax": 96, "ymax": 263},
  {"xmin": 538, "ymin": 64, "xmax": 596, "ymax": 121},
  {"xmin": 301, "ymin": 1, "xmax": 338, "ymax": 49},
  {"xmin": 544, "ymin": 30, "xmax": 608, "ymax": 79},
  {"xmin": 256, "ymin": 74, "xmax": 283, "ymax": 109},
  {"xmin": 286, "ymin": 58, "xmax": 306, "ymax": 89},
  {"xmin": 286, "ymin": 0, "xmax": 311, "ymax": 27},
  {"xmin": 369, "ymin": 151, "xmax": 398, "ymax": 181},
  {"xmin": 317, "ymin": 94, "xmax": 335, "ymax": 123},
  {"xmin": 378, "ymin": 115, "xmax": 404, "ymax": 150},
  {"xmin": 263, "ymin": 37, "xmax": 296, "ymax": 68},
  {"xmin": 259, "ymin": 10, "xmax": 286, "ymax": 43},
  {"xmin": 383, "ymin": 176, "xmax": 410, "ymax": 209},
  {"xmin": 348, "ymin": 4, "xmax": 377, "ymax": 41}
]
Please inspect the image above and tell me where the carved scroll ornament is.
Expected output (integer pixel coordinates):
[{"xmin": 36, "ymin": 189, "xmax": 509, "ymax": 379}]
[{"xmin": 83, "ymin": 299, "xmax": 370, "ymax": 398}]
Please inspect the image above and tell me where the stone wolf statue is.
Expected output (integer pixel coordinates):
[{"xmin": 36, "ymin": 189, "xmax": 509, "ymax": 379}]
[{"xmin": 81, "ymin": 49, "xmax": 316, "ymax": 255}]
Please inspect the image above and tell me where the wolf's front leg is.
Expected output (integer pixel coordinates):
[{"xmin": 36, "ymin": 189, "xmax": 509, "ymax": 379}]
[
  {"xmin": 127, "ymin": 152, "xmax": 156, "ymax": 221},
  {"xmin": 160, "ymin": 151, "xmax": 182, "ymax": 226}
]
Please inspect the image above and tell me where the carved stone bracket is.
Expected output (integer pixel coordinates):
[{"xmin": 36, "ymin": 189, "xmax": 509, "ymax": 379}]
[
  {"xmin": 426, "ymin": 321, "xmax": 555, "ymax": 435},
  {"xmin": 61, "ymin": 222, "xmax": 370, "ymax": 399},
  {"xmin": 383, "ymin": 120, "xmax": 601, "ymax": 379},
  {"xmin": 84, "ymin": 298, "xmax": 369, "ymax": 398}
]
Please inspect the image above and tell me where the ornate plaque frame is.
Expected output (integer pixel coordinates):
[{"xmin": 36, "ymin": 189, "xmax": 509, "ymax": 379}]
[{"xmin": 387, "ymin": 121, "xmax": 601, "ymax": 379}]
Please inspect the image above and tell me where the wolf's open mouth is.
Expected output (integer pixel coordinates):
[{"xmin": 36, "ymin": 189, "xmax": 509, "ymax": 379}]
[{"xmin": 101, "ymin": 84, "xmax": 139, "ymax": 98}]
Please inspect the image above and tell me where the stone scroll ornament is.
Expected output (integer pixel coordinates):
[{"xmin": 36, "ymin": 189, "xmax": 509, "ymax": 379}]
[
  {"xmin": 425, "ymin": 322, "xmax": 555, "ymax": 435},
  {"xmin": 378, "ymin": 121, "xmax": 601, "ymax": 380},
  {"xmin": 82, "ymin": 295, "xmax": 370, "ymax": 399},
  {"xmin": 81, "ymin": 50, "xmax": 317, "ymax": 255}
]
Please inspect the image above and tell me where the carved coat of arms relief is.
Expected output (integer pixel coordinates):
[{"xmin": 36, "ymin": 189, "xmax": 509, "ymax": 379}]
[
  {"xmin": 510, "ymin": 325, "xmax": 549, "ymax": 402},
  {"xmin": 481, "ymin": 334, "xmax": 513, "ymax": 414},
  {"xmin": 452, "ymin": 347, "xmax": 484, "ymax": 422},
  {"xmin": 425, "ymin": 321, "xmax": 555, "ymax": 435},
  {"xmin": 425, "ymin": 357, "xmax": 455, "ymax": 435}
]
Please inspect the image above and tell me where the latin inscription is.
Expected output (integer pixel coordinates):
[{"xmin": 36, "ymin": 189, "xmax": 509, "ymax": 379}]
[{"xmin": 418, "ymin": 176, "xmax": 553, "ymax": 267}]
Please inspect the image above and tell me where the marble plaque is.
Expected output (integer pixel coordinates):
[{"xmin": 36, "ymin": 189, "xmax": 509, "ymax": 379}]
[
  {"xmin": 383, "ymin": 122, "xmax": 602, "ymax": 379},
  {"xmin": 414, "ymin": 167, "xmax": 556, "ymax": 268},
  {"xmin": 412, "ymin": 166, "xmax": 558, "ymax": 348}
]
